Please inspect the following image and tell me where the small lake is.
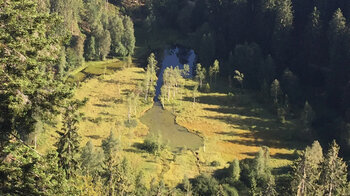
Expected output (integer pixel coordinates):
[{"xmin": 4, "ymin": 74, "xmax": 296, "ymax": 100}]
[
  {"xmin": 155, "ymin": 47, "xmax": 196, "ymax": 99},
  {"xmin": 140, "ymin": 47, "xmax": 203, "ymax": 150}
]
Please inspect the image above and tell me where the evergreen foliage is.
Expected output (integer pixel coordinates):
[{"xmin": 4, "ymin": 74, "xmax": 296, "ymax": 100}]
[
  {"xmin": 320, "ymin": 140, "xmax": 348, "ymax": 195},
  {"xmin": 0, "ymin": 0, "xmax": 74, "ymax": 143},
  {"xmin": 195, "ymin": 63, "xmax": 207, "ymax": 89},
  {"xmin": 143, "ymin": 53, "xmax": 158, "ymax": 102},
  {"xmin": 55, "ymin": 101, "xmax": 84, "ymax": 179}
]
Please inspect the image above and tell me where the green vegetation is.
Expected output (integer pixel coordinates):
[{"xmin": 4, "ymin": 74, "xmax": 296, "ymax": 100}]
[{"xmin": 1, "ymin": 0, "xmax": 350, "ymax": 195}]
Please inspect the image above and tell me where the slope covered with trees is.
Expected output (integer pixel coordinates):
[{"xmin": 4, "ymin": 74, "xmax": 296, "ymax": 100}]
[
  {"xmin": 140, "ymin": 0, "xmax": 350, "ymax": 157},
  {"xmin": 1, "ymin": 0, "xmax": 350, "ymax": 195}
]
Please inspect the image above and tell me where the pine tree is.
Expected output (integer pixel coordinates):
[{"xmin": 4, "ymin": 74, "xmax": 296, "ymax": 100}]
[
  {"xmin": 56, "ymin": 101, "xmax": 82, "ymax": 179},
  {"xmin": 320, "ymin": 140, "xmax": 348, "ymax": 196}
]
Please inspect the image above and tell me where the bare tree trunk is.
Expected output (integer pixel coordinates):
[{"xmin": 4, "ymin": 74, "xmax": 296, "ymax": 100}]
[{"xmin": 297, "ymin": 166, "xmax": 306, "ymax": 196}]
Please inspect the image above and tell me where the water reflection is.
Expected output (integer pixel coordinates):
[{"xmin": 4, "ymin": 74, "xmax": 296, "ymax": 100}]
[{"xmin": 155, "ymin": 47, "xmax": 196, "ymax": 99}]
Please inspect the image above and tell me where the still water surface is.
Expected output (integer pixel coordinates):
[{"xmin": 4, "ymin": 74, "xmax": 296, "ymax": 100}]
[{"xmin": 140, "ymin": 47, "xmax": 203, "ymax": 150}]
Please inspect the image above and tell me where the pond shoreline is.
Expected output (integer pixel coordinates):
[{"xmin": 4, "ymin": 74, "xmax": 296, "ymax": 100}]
[{"xmin": 139, "ymin": 47, "xmax": 203, "ymax": 150}]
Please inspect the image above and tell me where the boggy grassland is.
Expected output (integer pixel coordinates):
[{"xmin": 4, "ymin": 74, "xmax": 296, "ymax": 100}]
[{"xmin": 37, "ymin": 57, "xmax": 306, "ymax": 187}]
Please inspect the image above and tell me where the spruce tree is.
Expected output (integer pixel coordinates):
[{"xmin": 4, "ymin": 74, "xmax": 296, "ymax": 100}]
[
  {"xmin": 254, "ymin": 146, "xmax": 272, "ymax": 182},
  {"xmin": 80, "ymin": 140, "xmax": 103, "ymax": 176},
  {"xmin": 144, "ymin": 53, "xmax": 158, "ymax": 101},
  {"xmin": 304, "ymin": 7, "xmax": 323, "ymax": 66},
  {"xmin": 102, "ymin": 130, "xmax": 119, "ymax": 159},
  {"xmin": 123, "ymin": 16, "xmax": 136, "ymax": 56},
  {"xmin": 56, "ymin": 101, "xmax": 82, "ymax": 179},
  {"xmin": 320, "ymin": 140, "xmax": 348, "ymax": 196},
  {"xmin": 84, "ymin": 36, "xmax": 97, "ymax": 61},
  {"xmin": 272, "ymin": 0, "xmax": 293, "ymax": 64},
  {"xmin": 0, "ymin": 0, "xmax": 74, "ymax": 143},
  {"xmin": 109, "ymin": 14, "xmax": 127, "ymax": 57},
  {"xmin": 0, "ymin": 142, "xmax": 72, "ymax": 195},
  {"xmin": 101, "ymin": 131, "xmax": 119, "ymax": 195},
  {"xmin": 134, "ymin": 171, "xmax": 148, "ymax": 196},
  {"xmin": 292, "ymin": 141, "xmax": 324, "ymax": 196},
  {"xmin": 97, "ymin": 29, "xmax": 111, "ymax": 60},
  {"xmin": 270, "ymin": 79, "xmax": 282, "ymax": 106},
  {"xmin": 301, "ymin": 101, "xmax": 315, "ymax": 132},
  {"xmin": 229, "ymin": 159, "xmax": 240, "ymax": 182},
  {"xmin": 209, "ymin": 59, "xmax": 220, "ymax": 84},
  {"xmin": 328, "ymin": 8, "xmax": 346, "ymax": 67},
  {"xmin": 195, "ymin": 63, "xmax": 206, "ymax": 88}
]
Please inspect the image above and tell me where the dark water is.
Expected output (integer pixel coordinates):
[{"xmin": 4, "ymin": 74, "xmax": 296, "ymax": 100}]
[
  {"xmin": 140, "ymin": 47, "xmax": 203, "ymax": 150},
  {"xmin": 155, "ymin": 47, "xmax": 196, "ymax": 100}
]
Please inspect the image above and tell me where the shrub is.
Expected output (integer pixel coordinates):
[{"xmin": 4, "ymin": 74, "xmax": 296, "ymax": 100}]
[
  {"xmin": 192, "ymin": 173, "xmax": 219, "ymax": 196},
  {"xmin": 211, "ymin": 160, "xmax": 221, "ymax": 167},
  {"xmin": 124, "ymin": 119, "xmax": 138, "ymax": 128},
  {"xmin": 138, "ymin": 135, "xmax": 163, "ymax": 155}
]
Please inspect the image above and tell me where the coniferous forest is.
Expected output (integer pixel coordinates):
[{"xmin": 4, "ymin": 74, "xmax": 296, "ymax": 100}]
[{"xmin": 1, "ymin": 0, "xmax": 350, "ymax": 195}]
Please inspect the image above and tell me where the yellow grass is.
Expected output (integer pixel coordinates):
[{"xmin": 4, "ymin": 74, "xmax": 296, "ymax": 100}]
[
  {"xmin": 36, "ymin": 59, "xmax": 305, "ymax": 188},
  {"xmin": 163, "ymin": 80, "xmax": 305, "ymax": 169}
]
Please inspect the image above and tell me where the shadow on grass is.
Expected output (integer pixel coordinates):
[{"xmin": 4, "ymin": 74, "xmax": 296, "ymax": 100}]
[
  {"xmin": 133, "ymin": 78, "xmax": 144, "ymax": 82},
  {"xmin": 205, "ymin": 106, "xmax": 266, "ymax": 119},
  {"xmin": 86, "ymin": 134, "xmax": 102, "ymax": 140},
  {"xmin": 271, "ymin": 152, "xmax": 298, "ymax": 160},
  {"xmin": 99, "ymin": 112, "xmax": 117, "ymax": 117},
  {"xmin": 123, "ymin": 148, "xmax": 144, "ymax": 154},
  {"xmin": 183, "ymin": 95, "xmax": 231, "ymax": 107},
  {"xmin": 106, "ymin": 66, "xmax": 123, "ymax": 72},
  {"xmin": 93, "ymin": 103, "xmax": 111, "ymax": 108},
  {"xmin": 208, "ymin": 114, "xmax": 305, "ymax": 150}
]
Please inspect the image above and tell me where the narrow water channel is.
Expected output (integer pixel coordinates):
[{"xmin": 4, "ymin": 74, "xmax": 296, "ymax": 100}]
[{"xmin": 140, "ymin": 47, "xmax": 203, "ymax": 150}]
